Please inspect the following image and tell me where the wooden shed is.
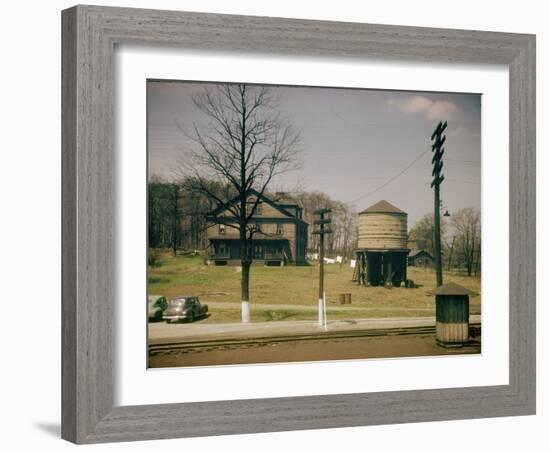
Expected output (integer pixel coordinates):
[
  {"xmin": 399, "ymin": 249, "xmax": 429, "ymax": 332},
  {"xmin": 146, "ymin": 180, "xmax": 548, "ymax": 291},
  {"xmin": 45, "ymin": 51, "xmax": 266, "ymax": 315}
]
[
  {"xmin": 353, "ymin": 200, "xmax": 409, "ymax": 287},
  {"xmin": 408, "ymin": 249, "xmax": 434, "ymax": 267},
  {"xmin": 429, "ymin": 282, "xmax": 478, "ymax": 347}
]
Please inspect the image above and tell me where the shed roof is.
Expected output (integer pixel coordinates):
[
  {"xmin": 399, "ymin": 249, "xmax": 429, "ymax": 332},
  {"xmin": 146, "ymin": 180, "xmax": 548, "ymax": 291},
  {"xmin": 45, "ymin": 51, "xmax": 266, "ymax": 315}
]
[
  {"xmin": 209, "ymin": 236, "xmax": 288, "ymax": 241},
  {"xmin": 409, "ymin": 249, "xmax": 433, "ymax": 258},
  {"xmin": 428, "ymin": 282, "xmax": 478, "ymax": 296},
  {"xmin": 360, "ymin": 200, "xmax": 406, "ymax": 214}
]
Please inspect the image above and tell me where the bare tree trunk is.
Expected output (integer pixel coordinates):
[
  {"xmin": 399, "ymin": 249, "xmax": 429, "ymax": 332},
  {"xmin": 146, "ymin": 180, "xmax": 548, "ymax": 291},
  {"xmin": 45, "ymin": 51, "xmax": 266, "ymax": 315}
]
[
  {"xmin": 474, "ymin": 241, "xmax": 481, "ymax": 276},
  {"xmin": 468, "ymin": 235, "xmax": 476, "ymax": 277},
  {"xmin": 241, "ymin": 259, "xmax": 251, "ymax": 321},
  {"xmin": 447, "ymin": 235, "xmax": 456, "ymax": 271},
  {"xmin": 239, "ymin": 225, "xmax": 250, "ymax": 305},
  {"xmin": 239, "ymin": 191, "xmax": 251, "ymax": 322},
  {"xmin": 241, "ymin": 260, "xmax": 251, "ymax": 302},
  {"xmin": 170, "ymin": 184, "xmax": 181, "ymax": 257}
]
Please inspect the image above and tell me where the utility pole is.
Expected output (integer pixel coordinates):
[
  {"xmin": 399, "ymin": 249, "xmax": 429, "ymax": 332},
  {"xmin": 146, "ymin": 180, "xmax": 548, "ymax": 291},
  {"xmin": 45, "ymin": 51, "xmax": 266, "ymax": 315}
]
[
  {"xmin": 431, "ymin": 121, "xmax": 447, "ymax": 287},
  {"xmin": 313, "ymin": 208, "xmax": 331, "ymax": 329}
]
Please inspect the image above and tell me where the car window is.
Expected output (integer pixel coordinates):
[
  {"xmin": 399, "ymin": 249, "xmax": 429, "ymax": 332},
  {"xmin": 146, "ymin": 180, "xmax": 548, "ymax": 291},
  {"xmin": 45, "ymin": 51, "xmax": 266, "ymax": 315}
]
[{"xmin": 170, "ymin": 298, "xmax": 192, "ymax": 306}]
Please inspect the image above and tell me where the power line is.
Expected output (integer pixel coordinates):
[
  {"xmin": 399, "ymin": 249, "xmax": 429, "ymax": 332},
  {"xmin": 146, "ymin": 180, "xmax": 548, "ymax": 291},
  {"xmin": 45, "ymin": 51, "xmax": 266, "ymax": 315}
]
[{"xmin": 348, "ymin": 147, "xmax": 431, "ymax": 204}]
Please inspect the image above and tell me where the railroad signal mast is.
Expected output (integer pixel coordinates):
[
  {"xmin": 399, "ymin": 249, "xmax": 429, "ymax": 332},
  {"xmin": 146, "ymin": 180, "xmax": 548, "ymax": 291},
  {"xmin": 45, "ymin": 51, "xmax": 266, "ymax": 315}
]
[
  {"xmin": 431, "ymin": 121, "xmax": 447, "ymax": 287},
  {"xmin": 313, "ymin": 208, "xmax": 332, "ymax": 329}
]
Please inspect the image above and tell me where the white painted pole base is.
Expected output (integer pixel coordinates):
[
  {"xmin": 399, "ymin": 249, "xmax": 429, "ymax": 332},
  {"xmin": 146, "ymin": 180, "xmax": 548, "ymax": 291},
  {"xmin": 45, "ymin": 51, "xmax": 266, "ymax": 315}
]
[
  {"xmin": 323, "ymin": 291, "xmax": 328, "ymax": 331},
  {"xmin": 241, "ymin": 301, "xmax": 250, "ymax": 323},
  {"xmin": 318, "ymin": 298, "xmax": 324, "ymax": 327}
]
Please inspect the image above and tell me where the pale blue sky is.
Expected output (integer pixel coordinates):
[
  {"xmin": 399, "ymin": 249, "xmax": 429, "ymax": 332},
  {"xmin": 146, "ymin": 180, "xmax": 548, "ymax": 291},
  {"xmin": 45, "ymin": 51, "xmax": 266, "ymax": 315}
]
[{"xmin": 148, "ymin": 81, "xmax": 481, "ymax": 225}]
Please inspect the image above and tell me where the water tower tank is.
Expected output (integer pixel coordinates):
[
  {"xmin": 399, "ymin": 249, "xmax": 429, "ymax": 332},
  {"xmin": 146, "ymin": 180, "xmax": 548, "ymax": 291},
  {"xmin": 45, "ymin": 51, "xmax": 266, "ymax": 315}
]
[{"xmin": 357, "ymin": 200, "xmax": 408, "ymax": 250}]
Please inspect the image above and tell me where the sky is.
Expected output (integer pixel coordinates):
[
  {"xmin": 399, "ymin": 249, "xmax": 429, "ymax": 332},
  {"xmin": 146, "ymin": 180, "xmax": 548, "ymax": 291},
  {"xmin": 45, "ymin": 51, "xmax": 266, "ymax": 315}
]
[{"xmin": 147, "ymin": 81, "xmax": 481, "ymax": 226}]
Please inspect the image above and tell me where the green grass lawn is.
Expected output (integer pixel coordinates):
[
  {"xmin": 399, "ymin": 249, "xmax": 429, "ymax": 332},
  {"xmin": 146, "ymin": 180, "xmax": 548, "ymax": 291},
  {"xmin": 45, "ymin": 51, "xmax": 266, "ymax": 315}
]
[{"xmin": 148, "ymin": 250, "xmax": 481, "ymax": 323}]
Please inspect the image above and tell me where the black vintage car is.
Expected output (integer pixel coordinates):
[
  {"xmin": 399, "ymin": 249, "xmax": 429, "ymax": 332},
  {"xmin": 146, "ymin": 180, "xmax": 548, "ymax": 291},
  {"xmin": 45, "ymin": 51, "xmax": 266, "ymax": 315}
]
[
  {"xmin": 147, "ymin": 295, "xmax": 168, "ymax": 321},
  {"xmin": 163, "ymin": 296, "xmax": 208, "ymax": 323}
]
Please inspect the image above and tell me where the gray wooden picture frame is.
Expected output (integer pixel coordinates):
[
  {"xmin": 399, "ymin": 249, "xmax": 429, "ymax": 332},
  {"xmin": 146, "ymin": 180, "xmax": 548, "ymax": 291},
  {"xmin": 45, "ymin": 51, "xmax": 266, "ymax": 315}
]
[{"xmin": 61, "ymin": 5, "xmax": 536, "ymax": 444}]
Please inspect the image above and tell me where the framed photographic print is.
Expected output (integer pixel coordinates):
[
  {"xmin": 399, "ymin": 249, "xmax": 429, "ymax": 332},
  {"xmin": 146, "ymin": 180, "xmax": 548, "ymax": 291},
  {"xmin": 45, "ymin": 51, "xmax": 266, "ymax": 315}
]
[{"xmin": 62, "ymin": 5, "xmax": 536, "ymax": 444}]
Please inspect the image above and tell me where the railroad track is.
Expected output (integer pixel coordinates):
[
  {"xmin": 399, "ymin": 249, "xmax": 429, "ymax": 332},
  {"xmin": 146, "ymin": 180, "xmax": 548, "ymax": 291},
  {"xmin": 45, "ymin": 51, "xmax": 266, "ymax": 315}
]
[{"xmin": 149, "ymin": 324, "xmax": 481, "ymax": 356}]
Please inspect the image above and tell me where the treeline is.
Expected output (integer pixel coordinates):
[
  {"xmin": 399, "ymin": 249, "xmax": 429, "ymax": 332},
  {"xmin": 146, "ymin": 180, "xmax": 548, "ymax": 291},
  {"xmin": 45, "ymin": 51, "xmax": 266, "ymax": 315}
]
[
  {"xmin": 409, "ymin": 207, "xmax": 481, "ymax": 276},
  {"xmin": 148, "ymin": 178, "xmax": 357, "ymax": 259},
  {"xmin": 148, "ymin": 177, "xmax": 233, "ymax": 253}
]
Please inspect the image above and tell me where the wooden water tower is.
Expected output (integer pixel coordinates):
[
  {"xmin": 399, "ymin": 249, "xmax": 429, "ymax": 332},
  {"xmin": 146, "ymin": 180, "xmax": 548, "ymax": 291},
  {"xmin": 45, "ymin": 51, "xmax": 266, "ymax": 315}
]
[{"xmin": 354, "ymin": 200, "xmax": 409, "ymax": 287}]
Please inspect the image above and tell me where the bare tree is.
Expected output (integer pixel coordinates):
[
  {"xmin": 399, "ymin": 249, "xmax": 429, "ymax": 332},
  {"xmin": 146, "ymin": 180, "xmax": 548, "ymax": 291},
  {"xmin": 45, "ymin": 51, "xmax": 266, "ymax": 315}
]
[
  {"xmin": 182, "ymin": 84, "xmax": 301, "ymax": 322},
  {"xmin": 450, "ymin": 207, "xmax": 481, "ymax": 276}
]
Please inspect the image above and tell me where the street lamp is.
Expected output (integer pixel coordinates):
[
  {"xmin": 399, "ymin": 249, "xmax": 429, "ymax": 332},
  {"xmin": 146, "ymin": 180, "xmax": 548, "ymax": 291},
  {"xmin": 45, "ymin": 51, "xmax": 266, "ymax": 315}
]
[{"xmin": 440, "ymin": 200, "xmax": 451, "ymax": 217}]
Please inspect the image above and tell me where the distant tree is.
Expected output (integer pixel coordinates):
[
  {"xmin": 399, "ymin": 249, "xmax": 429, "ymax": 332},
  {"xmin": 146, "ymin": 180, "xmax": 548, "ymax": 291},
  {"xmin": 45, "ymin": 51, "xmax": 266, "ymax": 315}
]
[
  {"xmin": 295, "ymin": 191, "xmax": 332, "ymax": 253},
  {"xmin": 338, "ymin": 203, "xmax": 358, "ymax": 261},
  {"xmin": 182, "ymin": 84, "xmax": 301, "ymax": 322},
  {"xmin": 168, "ymin": 183, "xmax": 183, "ymax": 256},
  {"xmin": 294, "ymin": 192, "xmax": 357, "ymax": 260},
  {"xmin": 325, "ymin": 200, "xmax": 357, "ymax": 260},
  {"xmin": 148, "ymin": 177, "xmax": 230, "ymax": 252},
  {"xmin": 450, "ymin": 207, "xmax": 481, "ymax": 276},
  {"xmin": 148, "ymin": 180, "xmax": 175, "ymax": 249},
  {"xmin": 409, "ymin": 213, "xmax": 446, "ymax": 255}
]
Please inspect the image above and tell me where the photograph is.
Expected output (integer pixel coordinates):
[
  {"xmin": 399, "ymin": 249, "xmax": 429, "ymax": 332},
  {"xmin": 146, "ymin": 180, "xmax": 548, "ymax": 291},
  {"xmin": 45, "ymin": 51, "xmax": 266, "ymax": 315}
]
[
  {"xmin": 146, "ymin": 80, "xmax": 482, "ymax": 368},
  {"xmin": 1, "ymin": 0, "xmax": 541, "ymax": 446}
]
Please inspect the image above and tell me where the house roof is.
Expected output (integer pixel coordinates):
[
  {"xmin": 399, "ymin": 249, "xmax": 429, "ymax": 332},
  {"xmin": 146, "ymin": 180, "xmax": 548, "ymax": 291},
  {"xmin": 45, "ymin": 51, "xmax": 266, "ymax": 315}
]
[
  {"xmin": 264, "ymin": 192, "xmax": 300, "ymax": 207},
  {"xmin": 409, "ymin": 249, "xmax": 433, "ymax": 258},
  {"xmin": 428, "ymin": 282, "xmax": 478, "ymax": 296},
  {"xmin": 360, "ymin": 200, "xmax": 406, "ymax": 215},
  {"xmin": 207, "ymin": 188, "xmax": 307, "ymax": 224}
]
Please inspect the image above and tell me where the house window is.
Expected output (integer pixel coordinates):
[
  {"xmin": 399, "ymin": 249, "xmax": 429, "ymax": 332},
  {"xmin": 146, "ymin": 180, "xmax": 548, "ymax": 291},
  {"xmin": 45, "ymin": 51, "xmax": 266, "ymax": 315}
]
[
  {"xmin": 254, "ymin": 244, "xmax": 263, "ymax": 259},
  {"xmin": 218, "ymin": 242, "xmax": 227, "ymax": 255},
  {"xmin": 276, "ymin": 223, "xmax": 284, "ymax": 235},
  {"xmin": 219, "ymin": 224, "xmax": 226, "ymax": 234},
  {"xmin": 255, "ymin": 222, "xmax": 262, "ymax": 233}
]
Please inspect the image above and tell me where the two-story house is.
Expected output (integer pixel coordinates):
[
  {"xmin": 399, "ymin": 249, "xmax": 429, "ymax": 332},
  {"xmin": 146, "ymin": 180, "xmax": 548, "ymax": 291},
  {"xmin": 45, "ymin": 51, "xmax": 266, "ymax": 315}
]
[{"xmin": 206, "ymin": 189, "xmax": 309, "ymax": 266}]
